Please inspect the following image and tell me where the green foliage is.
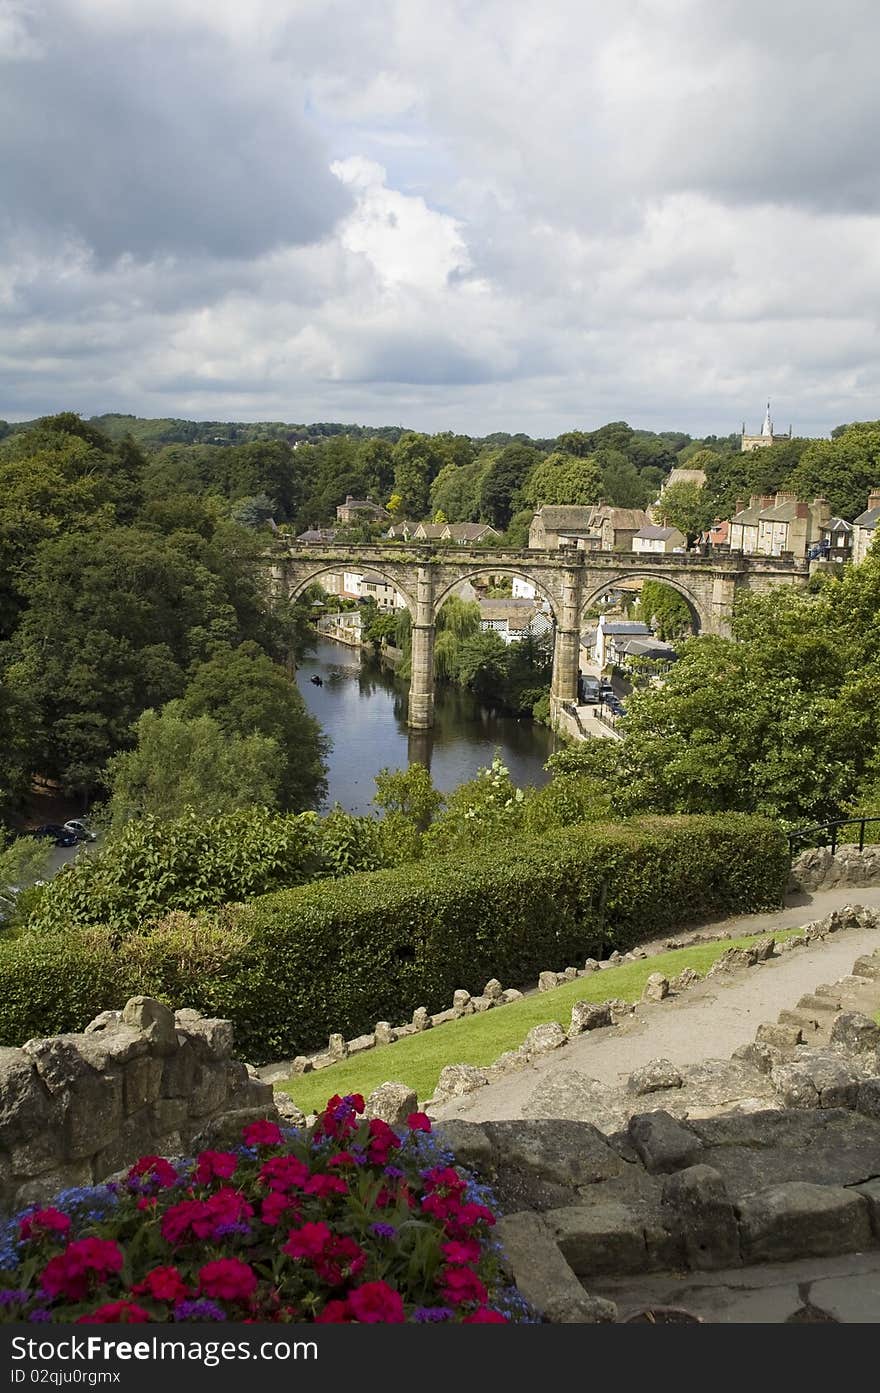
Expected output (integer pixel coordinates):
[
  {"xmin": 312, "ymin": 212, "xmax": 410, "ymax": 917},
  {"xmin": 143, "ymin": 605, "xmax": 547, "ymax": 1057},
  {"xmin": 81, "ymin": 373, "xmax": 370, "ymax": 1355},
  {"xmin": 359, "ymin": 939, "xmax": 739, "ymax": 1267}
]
[
  {"xmin": 521, "ymin": 451, "xmax": 602, "ymax": 508},
  {"xmin": 422, "ymin": 755, "xmax": 525, "ymax": 856},
  {"xmin": 636, "ymin": 580, "xmax": 695, "ymax": 639},
  {"xmin": 0, "ymin": 831, "xmax": 51, "ymax": 930},
  {"xmin": 373, "ymin": 762, "xmax": 443, "ymax": 833},
  {"xmin": 105, "ymin": 704, "xmax": 281, "ymax": 826},
  {"xmin": 0, "ymin": 814, "xmax": 784, "ymax": 1058},
  {"xmin": 26, "ymin": 807, "xmax": 325, "ymax": 937},
  {"xmin": 479, "ymin": 444, "xmax": 542, "ymax": 529},
  {"xmin": 654, "ymin": 479, "xmax": 714, "ymax": 541},
  {"xmin": 314, "ymin": 807, "xmax": 386, "ymax": 878}
]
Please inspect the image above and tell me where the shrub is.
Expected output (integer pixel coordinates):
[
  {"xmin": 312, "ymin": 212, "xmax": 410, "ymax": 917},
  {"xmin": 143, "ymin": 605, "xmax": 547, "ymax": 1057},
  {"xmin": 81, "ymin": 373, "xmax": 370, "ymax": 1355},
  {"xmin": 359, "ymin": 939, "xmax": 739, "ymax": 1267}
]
[
  {"xmin": 0, "ymin": 1102, "xmax": 533, "ymax": 1324},
  {"xmin": 0, "ymin": 815, "xmax": 788, "ymax": 1061}
]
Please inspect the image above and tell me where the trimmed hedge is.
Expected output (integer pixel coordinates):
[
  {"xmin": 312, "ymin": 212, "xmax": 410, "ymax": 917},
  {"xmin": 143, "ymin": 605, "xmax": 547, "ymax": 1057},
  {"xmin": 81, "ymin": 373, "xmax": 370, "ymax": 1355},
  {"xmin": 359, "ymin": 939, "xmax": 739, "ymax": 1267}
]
[{"xmin": 0, "ymin": 814, "xmax": 787, "ymax": 1062}]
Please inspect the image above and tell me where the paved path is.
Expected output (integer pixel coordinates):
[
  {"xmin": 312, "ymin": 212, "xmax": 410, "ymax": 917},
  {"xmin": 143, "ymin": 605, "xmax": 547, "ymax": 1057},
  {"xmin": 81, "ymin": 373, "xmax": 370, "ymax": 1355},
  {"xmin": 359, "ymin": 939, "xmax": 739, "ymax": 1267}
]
[{"xmin": 433, "ymin": 886, "xmax": 880, "ymax": 1125}]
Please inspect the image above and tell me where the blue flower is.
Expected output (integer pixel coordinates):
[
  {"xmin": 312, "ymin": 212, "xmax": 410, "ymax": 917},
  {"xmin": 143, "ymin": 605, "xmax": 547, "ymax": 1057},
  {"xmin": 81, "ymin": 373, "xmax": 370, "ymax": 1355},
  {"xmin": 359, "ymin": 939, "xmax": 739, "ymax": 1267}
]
[
  {"xmin": 414, "ymin": 1306, "xmax": 454, "ymax": 1322},
  {"xmin": 369, "ymin": 1223, "xmax": 397, "ymax": 1240},
  {"xmin": 174, "ymin": 1299, "xmax": 227, "ymax": 1322}
]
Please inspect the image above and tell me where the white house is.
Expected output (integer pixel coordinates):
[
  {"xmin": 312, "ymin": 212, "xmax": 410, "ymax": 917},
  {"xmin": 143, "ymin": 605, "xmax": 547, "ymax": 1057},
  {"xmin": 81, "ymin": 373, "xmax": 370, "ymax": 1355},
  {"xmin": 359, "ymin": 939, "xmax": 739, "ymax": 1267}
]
[
  {"xmin": 632, "ymin": 524, "xmax": 687, "ymax": 554},
  {"xmin": 479, "ymin": 600, "xmax": 553, "ymax": 646}
]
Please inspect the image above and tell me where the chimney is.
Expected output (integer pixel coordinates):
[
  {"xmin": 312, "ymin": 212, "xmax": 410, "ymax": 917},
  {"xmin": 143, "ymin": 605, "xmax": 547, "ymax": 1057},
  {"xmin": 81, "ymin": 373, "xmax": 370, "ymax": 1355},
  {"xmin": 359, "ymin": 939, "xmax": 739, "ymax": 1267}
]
[
  {"xmin": 345, "ymin": 494, "xmax": 353, "ymax": 503},
  {"xmin": 735, "ymin": 498, "xmax": 745, "ymax": 514},
  {"xmin": 868, "ymin": 489, "xmax": 880, "ymax": 511},
  {"xmin": 796, "ymin": 502, "xmax": 808, "ymax": 519}
]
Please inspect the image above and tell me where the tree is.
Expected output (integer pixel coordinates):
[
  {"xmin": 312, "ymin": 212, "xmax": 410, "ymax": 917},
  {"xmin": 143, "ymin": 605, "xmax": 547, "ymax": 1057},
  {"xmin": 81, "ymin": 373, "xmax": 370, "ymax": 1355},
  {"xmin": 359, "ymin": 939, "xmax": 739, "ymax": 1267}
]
[
  {"xmin": 785, "ymin": 423, "xmax": 880, "ymax": 520},
  {"xmin": 478, "ymin": 444, "xmax": 541, "ymax": 529},
  {"xmin": 636, "ymin": 580, "xmax": 695, "ymax": 640},
  {"xmin": 655, "ymin": 480, "xmax": 715, "ymax": 543},
  {"xmin": 392, "ymin": 433, "xmax": 443, "ymax": 518},
  {"xmin": 179, "ymin": 642, "xmax": 328, "ymax": 810},
  {"xmin": 521, "ymin": 451, "xmax": 602, "ymax": 508},
  {"xmin": 373, "ymin": 763, "xmax": 443, "ymax": 832},
  {"xmin": 105, "ymin": 704, "xmax": 281, "ymax": 826},
  {"xmin": 232, "ymin": 493, "xmax": 276, "ymax": 528},
  {"xmin": 429, "ymin": 456, "xmax": 492, "ymax": 522}
]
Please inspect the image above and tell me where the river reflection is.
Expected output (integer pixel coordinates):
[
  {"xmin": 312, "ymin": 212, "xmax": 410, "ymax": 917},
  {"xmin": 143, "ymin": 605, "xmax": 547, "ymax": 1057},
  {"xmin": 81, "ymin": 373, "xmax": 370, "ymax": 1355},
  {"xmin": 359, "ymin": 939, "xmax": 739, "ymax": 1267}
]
[{"xmin": 296, "ymin": 637, "xmax": 557, "ymax": 814}]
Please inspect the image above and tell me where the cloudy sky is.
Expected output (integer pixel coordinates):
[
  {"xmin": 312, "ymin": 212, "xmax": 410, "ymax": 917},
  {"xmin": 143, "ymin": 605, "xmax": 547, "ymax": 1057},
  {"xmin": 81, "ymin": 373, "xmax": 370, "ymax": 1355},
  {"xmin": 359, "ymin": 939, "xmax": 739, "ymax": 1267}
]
[{"xmin": 2, "ymin": 0, "xmax": 879, "ymax": 437}]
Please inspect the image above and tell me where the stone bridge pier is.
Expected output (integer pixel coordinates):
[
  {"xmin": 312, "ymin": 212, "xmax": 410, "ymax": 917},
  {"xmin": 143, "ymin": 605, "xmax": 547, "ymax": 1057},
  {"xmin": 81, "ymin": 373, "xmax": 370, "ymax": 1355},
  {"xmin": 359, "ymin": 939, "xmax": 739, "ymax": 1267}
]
[{"xmin": 271, "ymin": 543, "xmax": 810, "ymax": 731}]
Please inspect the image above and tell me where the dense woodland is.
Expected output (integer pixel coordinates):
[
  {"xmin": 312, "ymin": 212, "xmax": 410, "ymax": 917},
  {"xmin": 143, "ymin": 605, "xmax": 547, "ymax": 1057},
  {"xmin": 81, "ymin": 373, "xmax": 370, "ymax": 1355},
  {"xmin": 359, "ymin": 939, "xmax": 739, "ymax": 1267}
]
[{"xmin": 3, "ymin": 409, "xmax": 880, "ymax": 858}]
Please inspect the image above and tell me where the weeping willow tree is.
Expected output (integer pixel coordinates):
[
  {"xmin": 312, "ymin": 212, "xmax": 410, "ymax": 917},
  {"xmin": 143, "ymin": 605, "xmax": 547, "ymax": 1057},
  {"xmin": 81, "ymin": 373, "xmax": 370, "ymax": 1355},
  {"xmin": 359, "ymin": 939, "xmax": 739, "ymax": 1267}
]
[{"xmin": 433, "ymin": 596, "xmax": 481, "ymax": 679}]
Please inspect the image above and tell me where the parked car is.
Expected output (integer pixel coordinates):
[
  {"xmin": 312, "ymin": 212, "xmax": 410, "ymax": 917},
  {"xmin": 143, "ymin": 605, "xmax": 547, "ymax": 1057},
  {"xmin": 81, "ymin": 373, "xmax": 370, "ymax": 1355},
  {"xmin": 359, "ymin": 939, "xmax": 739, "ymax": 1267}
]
[
  {"xmin": 579, "ymin": 676, "xmax": 600, "ymax": 704},
  {"xmin": 33, "ymin": 824, "xmax": 78, "ymax": 847},
  {"xmin": 63, "ymin": 820, "xmax": 97, "ymax": 842}
]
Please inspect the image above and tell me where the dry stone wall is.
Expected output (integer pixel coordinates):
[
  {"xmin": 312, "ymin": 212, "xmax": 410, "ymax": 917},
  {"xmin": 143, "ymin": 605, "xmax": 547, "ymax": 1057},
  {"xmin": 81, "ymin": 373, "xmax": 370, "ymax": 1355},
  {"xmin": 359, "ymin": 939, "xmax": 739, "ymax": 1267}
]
[
  {"xmin": 0, "ymin": 997, "xmax": 277, "ymax": 1215},
  {"xmin": 790, "ymin": 844, "xmax": 880, "ymax": 893}
]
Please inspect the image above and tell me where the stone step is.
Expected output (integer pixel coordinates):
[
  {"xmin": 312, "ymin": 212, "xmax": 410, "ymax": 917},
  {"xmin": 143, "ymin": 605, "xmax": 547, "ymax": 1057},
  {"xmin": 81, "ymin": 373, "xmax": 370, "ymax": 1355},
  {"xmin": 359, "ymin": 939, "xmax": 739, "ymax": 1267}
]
[
  {"xmin": 796, "ymin": 994, "xmax": 842, "ymax": 1014},
  {"xmin": 852, "ymin": 956, "xmax": 880, "ymax": 981},
  {"xmin": 778, "ymin": 1009, "xmax": 823, "ymax": 1033}
]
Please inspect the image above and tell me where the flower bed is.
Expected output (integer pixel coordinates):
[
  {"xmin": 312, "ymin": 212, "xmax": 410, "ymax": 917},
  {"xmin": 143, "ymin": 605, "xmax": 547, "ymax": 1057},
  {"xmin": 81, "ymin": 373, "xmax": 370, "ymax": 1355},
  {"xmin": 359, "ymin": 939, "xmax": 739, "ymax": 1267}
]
[{"xmin": 0, "ymin": 1098, "xmax": 533, "ymax": 1325}]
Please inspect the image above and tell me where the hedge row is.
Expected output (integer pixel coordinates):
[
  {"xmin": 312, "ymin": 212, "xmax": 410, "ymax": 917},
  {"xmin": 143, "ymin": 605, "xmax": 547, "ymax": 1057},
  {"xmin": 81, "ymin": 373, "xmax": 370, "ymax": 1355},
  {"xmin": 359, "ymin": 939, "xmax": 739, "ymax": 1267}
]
[{"xmin": 0, "ymin": 814, "xmax": 788, "ymax": 1062}]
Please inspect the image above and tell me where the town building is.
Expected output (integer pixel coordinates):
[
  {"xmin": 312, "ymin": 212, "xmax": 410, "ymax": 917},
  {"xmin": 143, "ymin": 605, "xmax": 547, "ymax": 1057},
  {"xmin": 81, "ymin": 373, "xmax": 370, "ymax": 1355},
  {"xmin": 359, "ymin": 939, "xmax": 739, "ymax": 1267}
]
[
  {"xmin": 528, "ymin": 503, "xmax": 650, "ymax": 551},
  {"xmin": 727, "ymin": 493, "xmax": 829, "ymax": 559},
  {"xmin": 814, "ymin": 517, "xmax": 853, "ymax": 563},
  {"xmin": 649, "ymin": 467, "xmax": 707, "ymax": 522},
  {"xmin": 478, "ymin": 599, "xmax": 553, "ymax": 645},
  {"xmin": 336, "ymin": 495, "xmax": 391, "ymax": 524},
  {"xmin": 632, "ymin": 524, "xmax": 687, "ymax": 555},
  {"xmin": 296, "ymin": 527, "xmax": 338, "ymax": 544},
  {"xmin": 741, "ymin": 402, "xmax": 792, "ymax": 452},
  {"xmin": 853, "ymin": 490, "xmax": 880, "ymax": 564},
  {"xmin": 580, "ymin": 615, "xmax": 653, "ymax": 669}
]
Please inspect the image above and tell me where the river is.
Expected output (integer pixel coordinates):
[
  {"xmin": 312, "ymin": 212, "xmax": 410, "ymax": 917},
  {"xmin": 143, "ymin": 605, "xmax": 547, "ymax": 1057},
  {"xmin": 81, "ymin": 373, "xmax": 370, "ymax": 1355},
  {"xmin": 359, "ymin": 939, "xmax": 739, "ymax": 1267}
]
[{"xmin": 295, "ymin": 636, "xmax": 557, "ymax": 814}]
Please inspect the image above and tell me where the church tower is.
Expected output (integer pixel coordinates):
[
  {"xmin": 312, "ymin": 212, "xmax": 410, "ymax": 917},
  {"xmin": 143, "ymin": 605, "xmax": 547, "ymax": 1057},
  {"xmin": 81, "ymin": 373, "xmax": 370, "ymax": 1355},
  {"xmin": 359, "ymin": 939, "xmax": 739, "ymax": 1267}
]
[{"xmin": 741, "ymin": 401, "xmax": 791, "ymax": 452}]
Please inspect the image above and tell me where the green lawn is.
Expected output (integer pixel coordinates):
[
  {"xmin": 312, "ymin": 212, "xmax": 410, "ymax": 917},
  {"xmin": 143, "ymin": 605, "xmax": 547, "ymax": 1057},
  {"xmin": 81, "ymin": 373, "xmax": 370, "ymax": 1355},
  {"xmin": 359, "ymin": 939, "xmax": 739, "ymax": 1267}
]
[{"xmin": 279, "ymin": 927, "xmax": 802, "ymax": 1112}]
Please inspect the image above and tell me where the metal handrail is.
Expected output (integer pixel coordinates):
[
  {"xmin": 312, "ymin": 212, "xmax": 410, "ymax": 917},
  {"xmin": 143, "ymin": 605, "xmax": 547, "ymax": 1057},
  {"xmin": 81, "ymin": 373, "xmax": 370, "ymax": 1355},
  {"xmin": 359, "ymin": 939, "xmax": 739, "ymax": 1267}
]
[{"xmin": 788, "ymin": 815, "xmax": 880, "ymax": 857}]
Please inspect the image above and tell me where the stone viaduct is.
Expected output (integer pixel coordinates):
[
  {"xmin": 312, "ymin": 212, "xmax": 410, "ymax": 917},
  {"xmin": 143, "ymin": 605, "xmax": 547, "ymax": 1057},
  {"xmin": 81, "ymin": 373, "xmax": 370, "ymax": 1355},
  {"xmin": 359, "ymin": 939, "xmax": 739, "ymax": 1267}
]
[{"xmin": 269, "ymin": 543, "xmax": 811, "ymax": 729}]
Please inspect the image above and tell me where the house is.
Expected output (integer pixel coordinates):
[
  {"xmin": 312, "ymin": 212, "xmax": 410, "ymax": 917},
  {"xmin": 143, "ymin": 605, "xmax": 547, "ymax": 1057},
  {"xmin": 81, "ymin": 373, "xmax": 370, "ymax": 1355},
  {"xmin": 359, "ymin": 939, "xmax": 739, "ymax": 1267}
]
[
  {"xmin": 385, "ymin": 520, "xmax": 417, "ymax": 540},
  {"xmin": 813, "ymin": 517, "xmax": 853, "ymax": 562},
  {"xmin": 632, "ymin": 524, "xmax": 687, "ymax": 555},
  {"xmin": 411, "ymin": 522, "xmax": 447, "ymax": 541},
  {"xmin": 512, "ymin": 576, "xmax": 537, "ymax": 600},
  {"xmin": 296, "ymin": 527, "xmax": 338, "ymax": 544},
  {"xmin": 741, "ymin": 402, "xmax": 792, "ymax": 452},
  {"xmin": 613, "ymin": 635, "xmax": 679, "ymax": 670},
  {"xmin": 336, "ymin": 495, "xmax": 391, "ymax": 524},
  {"xmin": 853, "ymin": 490, "xmax": 880, "ymax": 564},
  {"xmin": 443, "ymin": 522, "xmax": 500, "ymax": 544},
  {"xmin": 528, "ymin": 506, "xmax": 596, "ymax": 549},
  {"xmin": 727, "ymin": 492, "xmax": 829, "ymax": 559},
  {"xmin": 703, "ymin": 518, "xmax": 730, "ymax": 549},
  {"xmin": 478, "ymin": 599, "xmax": 553, "ymax": 645},
  {"xmin": 588, "ymin": 505, "xmax": 652, "ymax": 552},
  {"xmin": 358, "ymin": 571, "xmax": 406, "ymax": 611},
  {"xmin": 583, "ymin": 615, "xmax": 653, "ymax": 669}
]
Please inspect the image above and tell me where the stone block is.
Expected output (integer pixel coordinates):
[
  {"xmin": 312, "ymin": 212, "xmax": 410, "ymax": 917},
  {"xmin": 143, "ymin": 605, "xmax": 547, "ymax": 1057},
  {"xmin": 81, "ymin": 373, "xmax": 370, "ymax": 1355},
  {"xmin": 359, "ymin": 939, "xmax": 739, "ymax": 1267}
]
[
  {"xmin": 274, "ymin": 1093, "xmax": 306, "ymax": 1127},
  {"xmin": 84, "ymin": 1010, "xmax": 122, "ymax": 1034},
  {"xmin": 523, "ymin": 1022, "xmax": 567, "ymax": 1056},
  {"xmin": 607, "ymin": 951, "xmax": 622, "ymax": 966},
  {"xmin": 670, "ymin": 968, "xmax": 700, "ymax": 993},
  {"xmin": 627, "ymin": 1111, "xmax": 704, "ymax": 1174},
  {"xmin": 411, "ymin": 1008, "xmax": 431, "ymax": 1031},
  {"xmin": 244, "ymin": 1077, "xmax": 275, "ymax": 1111},
  {"xmin": 563, "ymin": 967, "xmax": 579, "ymax": 982},
  {"xmin": 661, "ymin": 1164, "xmax": 740, "ymax": 1270},
  {"xmin": 431, "ymin": 1063, "xmax": 489, "ymax": 1106},
  {"xmin": 738, "ymin": 1182, "xmax": 871, "ymax": 1262},
  {"xmin": 290, "ymin": 1056, "xmax": 313, "ymax": 1075},
  {"xmin": 642, "ymin": 973, "xmax": 669, "ymax": 1003},
  {"xmin": 180, "ymin": 1017, "xmax": 234, "ymax": 1059},
  {"xmin": 14, "ymin": 1162, "xmax": 94, "ymax": 1209},
  {"xmin": 327, "ymin": 1034, "xmax": 348, "ymax": 1061},
  {"xmin": 583, "ymin": 959, "xmax": 600, "ymax": 973},
  {"xmin": 121, "ymin": 997, "xmax": 178, "ymax": 1054},
  {"xmin": 484, "ymin": 1119, "xmax": 624, "ymax": 1188},
  {"xmin": 0, "ymin": 1047, "xmax": 53, "ymax": 1139},
  {"xmin": 753, "ymin": 935, "xmax": 776, "ymax": 961},
  {"xmin": 435, "ymin": 1120, "xmax": 495, "ymax": 1175},
  {"xmin": 489, "ymin": 1048, "xmax": 532, "ymax": 1074},
  {"xmin": 853, "ymin": 1178, "xmax": 880, "ymax": 1238},
  {"xmin": 796, "ymin": 993, "xmax": 840, "ymax": 1014},
  {"xmin": 852, "ymin": 955, "xmax": 880, "ymax": 981},
  {"xmin": 627, "ymin": 1058, "xmax": 682, "ymax": 1096},
  {"xmin": 374, "ymin": 1022, "xmax": 396, "ymax": 1045},
  {"xmin": 495, "ymin": 1212, "xmax": 617, "ymax": 1323},
  {"xmin": 568, "ymin": 1000, "xmax": 611, "ymax": 1037},
  {"xmin": 470, "ymin": 995, "xmax": 495, "ymax": 1012},
  {"xmin": 431, "ymin": 1009, "xmax": 457, "ymax": 1026},
  {"xmin": 547, "ymin": 1202, "xmax": 658, "ymax": 1276},
  {"xmin": 64, "ymin": 1072, "xmax": 124, "ymax": 1160},
  {"xmin": 830, "ymin": 1013, "xmax": 880, "ymax": 1054},
  {"xmin": 500, "ymin": 989, "xmax": 523, "ymax": 1004},
  {"xmin": 123, "ymin": 1056, "xmax": 164, "ymax": 1115},
  {"xmin": 161, "ymin": 1040, "xmax": 197, "ymax": 1098},
  {"xmin": 93, "ymin": 1110, "xmax": 156, "ymax": 1181},
  {"xmin": 483, "ymin": 979, "xmax": 503, "ymax": 1000},
  {"xmin": 348, "ymin": 1033, "xmax": 376, "ymax": 1054},
  {"xmin": 607, "ymin": 998, "xmax": 635, "ymax": 1023},
  {"xmin": 451, "ymin": 991, "xmax": 473, "ymax": 1016},
  {"xmin": 365, "ymin": 1081, "xmax": 418, "ymax": 1127},
  {"xmin": 152, "ymin": 1097, "xmax": 187, "ymax": 1134},
  {"xmin": 856, "ymin": 1078, "xmax": 880, "ymax": 1120},
  {"xmin": 756, "ymin": 1022, "xmax": 802, "ymax": 1049},
  {"xmin": 538, "ymin": 972, "xmax": 558, "ymax": 993}
]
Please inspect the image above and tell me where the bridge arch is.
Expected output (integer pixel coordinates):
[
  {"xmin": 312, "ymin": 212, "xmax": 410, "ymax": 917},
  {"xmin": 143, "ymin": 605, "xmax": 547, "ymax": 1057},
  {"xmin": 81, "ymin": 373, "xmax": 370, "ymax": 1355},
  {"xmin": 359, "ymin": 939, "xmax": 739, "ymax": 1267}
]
[
  {"xmin": 581, "ymin": 572, "xmax": 708, "ymax": 634},
  {"xmin": 432, "ymin": 566, "xmax": 561, "ymax": 625},
  {"xmin": 285, "ymin": 562, "xmax": 417, "ymax": 617}
]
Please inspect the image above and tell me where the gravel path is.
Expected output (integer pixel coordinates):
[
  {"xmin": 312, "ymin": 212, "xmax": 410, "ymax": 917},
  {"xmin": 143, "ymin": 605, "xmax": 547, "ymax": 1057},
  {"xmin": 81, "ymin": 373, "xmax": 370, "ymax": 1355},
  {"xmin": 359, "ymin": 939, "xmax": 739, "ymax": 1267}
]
[{"xmin": 432, "ymin": 885, "xmax": 880, "ymax": 1125}]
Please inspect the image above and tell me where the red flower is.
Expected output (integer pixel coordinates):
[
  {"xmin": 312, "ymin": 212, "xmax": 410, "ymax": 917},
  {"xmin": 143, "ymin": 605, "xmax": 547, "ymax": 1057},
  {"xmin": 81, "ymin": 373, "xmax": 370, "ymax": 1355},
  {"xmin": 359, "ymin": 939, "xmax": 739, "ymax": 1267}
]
[
  {"xmin": 439, "ymin": 1266, "xmax": 487, "ymax": 1307},
  {"xmin": 303, "ymin": 1173, "xmax": 348, "ymax": 1199},
  {"xmin": 443, "ymin": 1201, "xmax": 495, "ymax": 1237},
  {"xmin": 19, "ymin": 1208, "xmax": 71, "ymax": 1243},
  {"xmin": 242, "ymin": 1120, "xmax": 283, "ymax": 1147},
  {"xmin": 441, "ymin": 1239, "xmax": 482, "ymax": 1265},
  {"xmin": 422, "ymin": 1166, "xmax": 466, "ymax": 1197},
  {"xmin": 76, "ymin": 1301, "xmax": 151, "ymax": 1324},
  {"xmin": 193, "ymin": 1151, "xmax": 239, "ymax": 1186},
  {"xmin": 283, "ymin": 1221, "xmax": 332, "ymax": 1261},
  {"xmin": 366, "ymin": 1118, "xmax": 401, "ymax": 1164},
  {"xmin": 132, "ymin": 1266, "xmax": 189, "ymax": 1303},
  {"xmin": 314, "ymin": 1094, "xmax": 365, "ymax": 1141},
  {"xmin": 463, "ymin": 1307, "xmax": 508, "ymax": 1323},
  {"xmin": 127, "ymin": 1155, "xmax": 178, "ymax": 1189},
  {"xmin": 314, "ymin": 1236, "xmax": 366, "ymax": 1286},
  {"xmin": 198, "ymin": 1258, "xmax": 258, "ymax": 1304},
  {"xmin": 260, "ymin": 1192, "xmax": 300, "ymax": 1226},
  {"xmin": 348, "ymin": 1281, "xmax": 405, "ymax": 1324},
  {"xmin": 259, "ymin": 1156, "xmax": 310, "ymax": 1192},
  {"xmin": 40, "ymin": 1239, "xmax": 125, "ymax": 1301},
  {"xmin": 315, "ymin": 1300, "xmax": 352, "ymax": 1324},
  {"xmin": 406, "ymin": 1112, "xmax": 432, "ymax": 1133},
  {"xmin": 161, "ymin": 1189, "xmax": 253, "ymax": 1246},
  {"xmin": 326, "ymin": 1151, "xmax": 355, "ymax": 1168}
]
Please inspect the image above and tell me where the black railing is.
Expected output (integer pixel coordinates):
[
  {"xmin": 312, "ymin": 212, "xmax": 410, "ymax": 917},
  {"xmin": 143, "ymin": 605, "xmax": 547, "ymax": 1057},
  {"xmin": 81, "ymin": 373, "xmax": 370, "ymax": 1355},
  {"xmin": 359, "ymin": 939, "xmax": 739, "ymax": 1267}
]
[{"xmin": 788, "ymin": 815, "xmax": 880, "ymax": 858}]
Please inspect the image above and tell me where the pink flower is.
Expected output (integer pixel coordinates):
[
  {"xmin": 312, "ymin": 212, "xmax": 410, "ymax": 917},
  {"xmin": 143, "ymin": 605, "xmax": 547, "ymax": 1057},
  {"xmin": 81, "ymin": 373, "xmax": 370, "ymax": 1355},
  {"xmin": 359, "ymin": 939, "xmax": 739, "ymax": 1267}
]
[
  {"xmin": 127, "ymin": 1155, "xmax": 178, "ymax": 1189},
  {"xmin": 242, "ymin": 1120, "xmax": 283, "ymax": 1147},
  {"xmin": 283, "ymin": 1221, "xmax": 332, "ymax": 1261},
  {"xmin": 348, "ymin": 1281, "xmax": 405, "ymax": 1324},
  {"xmin": 132, "ymin": 1267, "xmax": 189, "ymax": 1303},
  {"xmin": 441, "ymin": 1239, "xmax": 482, "ymax": 1265},
  {"xmin": 366, "ymin": 1118, "xmax": 401, "ymax": 1164},
  {"xmin": 303, "ymin": 1173, "xmax": 348, "ymax": 1199},
  {"xmin": 315, "ymin": 1300, "xmax": 352, "ymax": 1324},
  {"xmin": 198, "ymin": 1258, "xmax": 258, "ymax": 1304},
  {"xmin": 193, "ymin": 1151, "xmax": 239, "ymax": 1186},
  {"xmin": 76, "ymin": 1301, "xmax": 151, "ymax": 1324},
  {"xmin": 40, "ymin": 1239, "xmax": 125, "ymax": 1301},
  {"xmin": 260, "ymin": 1192, "xmax": 300, "ymax": 1226},
  {"xmin": 314, "ymin": 1236, "xmax": 366, "ymax": 1286},
  {"xmin": 19, "ymin": 1208, "xmax": 71, "ymax": 1243},
  {"xmin": 422, "ymin": 1166, "xmax": 466, "ymax": 1197},
  {"xmin": 463, "ymin": 1307, "xmax": 508, "ymax": 1323},
  {"xmin": 439, "ymin": 1266, "xmax": 488, "ymax": 1307},
  {"xmin": 259, "ymin": 1156, "xmax": 310, "ymax": 1192},
  {"xmin": 406, "ymin": 1112, "xmax": 432, "ymax": 1133}
]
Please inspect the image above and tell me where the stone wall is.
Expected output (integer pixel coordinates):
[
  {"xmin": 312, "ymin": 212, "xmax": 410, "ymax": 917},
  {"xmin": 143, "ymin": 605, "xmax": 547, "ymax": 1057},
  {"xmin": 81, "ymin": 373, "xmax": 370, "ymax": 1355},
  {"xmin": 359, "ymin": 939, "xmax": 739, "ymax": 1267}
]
[
  {"xmin": 789, "ymin": 844, "xmax": 880, "ymax": 893},
  {"xmin": 0, "ymin": 997, "xmax": 277, "ymax": 1215}
]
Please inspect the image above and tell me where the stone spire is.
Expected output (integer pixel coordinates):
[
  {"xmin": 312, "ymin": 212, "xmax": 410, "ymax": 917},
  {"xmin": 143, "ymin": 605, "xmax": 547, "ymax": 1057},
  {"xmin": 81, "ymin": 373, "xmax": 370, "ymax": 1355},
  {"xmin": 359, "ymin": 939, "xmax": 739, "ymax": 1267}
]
[{"xmin": 762, "ymin": 401, "xmax": 773, "ymax": 437}]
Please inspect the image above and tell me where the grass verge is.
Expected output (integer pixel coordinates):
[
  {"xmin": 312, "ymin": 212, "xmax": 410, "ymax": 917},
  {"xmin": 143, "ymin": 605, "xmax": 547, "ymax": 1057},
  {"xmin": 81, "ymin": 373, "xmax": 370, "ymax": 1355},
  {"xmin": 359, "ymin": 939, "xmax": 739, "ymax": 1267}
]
[{"xmin": 280, "ymin": 927, "xmax": 803, "ymax": 1111}]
